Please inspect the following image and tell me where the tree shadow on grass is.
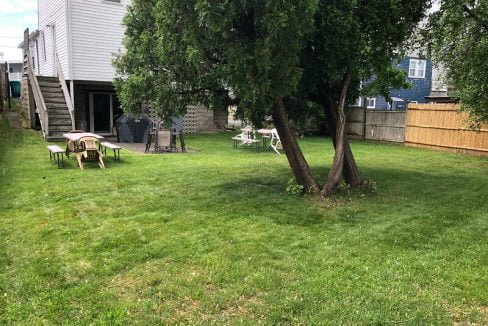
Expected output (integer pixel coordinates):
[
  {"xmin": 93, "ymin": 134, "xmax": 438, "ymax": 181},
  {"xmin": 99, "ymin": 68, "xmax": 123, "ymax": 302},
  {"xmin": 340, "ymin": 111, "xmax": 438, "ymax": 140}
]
[{"xmin": 214, "ymin": 165, "xmax": 487, "ymax": 249}]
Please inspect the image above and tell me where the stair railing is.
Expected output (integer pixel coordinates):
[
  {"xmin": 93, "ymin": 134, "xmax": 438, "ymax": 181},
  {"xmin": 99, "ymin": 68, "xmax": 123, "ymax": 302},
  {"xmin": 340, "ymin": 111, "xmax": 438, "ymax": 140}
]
[
  {"xmin": 26, "ymin": 54, "xmax": 49, "ymax": 138},
  {"xmin": 55, "ymin": 52, "xmax": 75, "ymax": 130}
]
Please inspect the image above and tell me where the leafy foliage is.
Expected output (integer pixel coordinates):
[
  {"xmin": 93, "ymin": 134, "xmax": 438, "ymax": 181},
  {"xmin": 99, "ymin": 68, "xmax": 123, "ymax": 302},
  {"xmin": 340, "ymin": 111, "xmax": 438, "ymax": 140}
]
[
  {"xmin": 286, "ymin": 178, "xmax": 305, "ymax": 196},
  {"xmin": 115, "ymin": 0, "xmax": 318, "ymax": 125},
  {"xmin": 424, "ymin": 0, "xmax": 488, "ymax": 124},
  {"xmin": 115, "ymin": 0, "xmax": 428, "ymax": 125},
  {"xmin": 115, "ymin": 0, "xmax": 430, "ymax": 195},
  {"xmin": 298, "ymin": 0, "xmax": 429, "ymax": 106}
]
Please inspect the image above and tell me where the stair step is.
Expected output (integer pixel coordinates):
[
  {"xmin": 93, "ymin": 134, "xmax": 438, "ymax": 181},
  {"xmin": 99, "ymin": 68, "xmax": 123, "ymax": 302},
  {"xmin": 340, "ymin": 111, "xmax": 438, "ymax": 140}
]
[
  {"xmin": 38, "ymin": 81, "xmax": 61, "ymax": 89},
  {"xmin": 39, "ymin": 85, "xmax": 62, "ymax": 91},
  {"xmin": 48, "ymin": 113, "xmax": 70, "ymax": 119},
  {"xmin": 42, "ymin": 90, "xmax": 64, "ymax": 98},
  {"xmin": 48, "ymin": 112, "xmax": 70, "ymax": 117},
  {"xmin": 46, "ymin": 103, "xmax": 68, "ymax": 109},
  {"xmin": 39, "ymin": 87, "xmax": 61, "ymax": 94},
  {"xmin": 49, "ymin": 118, "xmax": 73, "ymax": 126},
  {"xmin": 48, "ymin": 108, "xmax": 70, "ymax": 114},
  {"xmin": 48, "ymin": 116, "xmax": 71, "ymax": 121},
  {"xmin": 49, "ymin": 125, "xmax": 72, "ymax": 131},
  {"xmin": 45, "ymin": 97, "xmax": 67, "ymax": 104},
  {"xmin": 40, "ymin": 88, "xmax": 62, "ymax": 95},
  {"xmin": 43, "ymin": 92, "xmax": 64, "ymax": 98},
  {"xmin": 37, "ymin": 76, "xmax": 59, "ymax": 82}
]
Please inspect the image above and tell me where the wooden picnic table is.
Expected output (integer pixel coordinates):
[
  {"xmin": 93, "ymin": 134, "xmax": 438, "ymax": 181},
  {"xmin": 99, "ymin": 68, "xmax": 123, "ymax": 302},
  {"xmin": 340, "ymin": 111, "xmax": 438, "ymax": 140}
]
[
  {"xmin": 62, "ymin": 132, "xmax": 105, "ymax": 170},
  {"xmin": 62, "ymin": 132, "xmax": 104, "ymax": 142},
  {"xmin": 63, "ymin": 132, "xmax": 104, "ymax": 154}
]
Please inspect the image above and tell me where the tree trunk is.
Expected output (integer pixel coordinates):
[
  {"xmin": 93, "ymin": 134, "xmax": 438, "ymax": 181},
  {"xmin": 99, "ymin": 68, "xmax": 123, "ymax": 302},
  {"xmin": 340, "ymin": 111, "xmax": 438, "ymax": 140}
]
[
  {"xmin": 321, "ymin": 72, "xmax": 351, "ymax": 197},
  {"xmin": 322, "ymin": 95, "xmax": 362, "ymax": 187},
  {"xmin": 272, "ymin": 97, "xmax": 320, "ymax": 193}
]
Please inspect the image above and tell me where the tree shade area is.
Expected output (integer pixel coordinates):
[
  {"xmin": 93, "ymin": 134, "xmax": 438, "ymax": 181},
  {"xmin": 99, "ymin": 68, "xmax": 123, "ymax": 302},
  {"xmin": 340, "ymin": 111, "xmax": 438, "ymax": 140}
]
[
  {"xmin": 114, "ymin": 0, "xmax": 430, "ymax": 196},
  {"xmin": 424, "ymin": 0, "xmax": 488, "ymax": 124},
  {"xmin": 1, "ymin": 120, "xmax": 487, "ymax": 324}
]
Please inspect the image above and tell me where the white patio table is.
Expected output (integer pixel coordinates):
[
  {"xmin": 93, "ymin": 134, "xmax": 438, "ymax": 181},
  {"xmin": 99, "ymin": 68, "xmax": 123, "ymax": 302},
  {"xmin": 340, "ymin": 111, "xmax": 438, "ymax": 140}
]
[{"xmin": 257, "ymin": 129, "xmax": 273, "ymax": 147}]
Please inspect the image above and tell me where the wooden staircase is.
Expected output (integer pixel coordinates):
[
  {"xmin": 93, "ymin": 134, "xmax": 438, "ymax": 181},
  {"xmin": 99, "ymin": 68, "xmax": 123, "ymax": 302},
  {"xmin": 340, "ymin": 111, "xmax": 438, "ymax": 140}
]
[
  {"xmin": 37, "ymin": 76, "xmax": 73, "ymax": 140},
  {"xmin": 23, "ymin": 28, "xmax": 75, "ymax": 140}
]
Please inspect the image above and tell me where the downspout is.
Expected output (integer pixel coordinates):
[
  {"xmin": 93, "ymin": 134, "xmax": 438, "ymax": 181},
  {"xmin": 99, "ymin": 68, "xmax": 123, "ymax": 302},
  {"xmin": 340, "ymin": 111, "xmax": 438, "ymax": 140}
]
[
  {"xmin": 66, "ymin": 0, "xmax": 76, "ymax": 124},
  {"xmin": 66, "ymin": 0, "xmax": 73, "ymax": 84},
  {"xmin": 70, "ymin": 80, "xmax": 74, "ymax": 106}
]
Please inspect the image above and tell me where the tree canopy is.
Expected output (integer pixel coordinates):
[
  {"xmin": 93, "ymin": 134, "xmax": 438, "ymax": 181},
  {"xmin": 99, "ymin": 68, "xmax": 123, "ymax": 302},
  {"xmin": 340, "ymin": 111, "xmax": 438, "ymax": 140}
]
[
  {"xmin": 115, "ymin": 0, "xmax": 430, "ymax": 196},
  {"xmin": 424, "ymin": 0, "xmax": 488, "ymax": 124},
  {"xmin": 115, "ymin": 0, "xmax": 318, "ymax": 125}
]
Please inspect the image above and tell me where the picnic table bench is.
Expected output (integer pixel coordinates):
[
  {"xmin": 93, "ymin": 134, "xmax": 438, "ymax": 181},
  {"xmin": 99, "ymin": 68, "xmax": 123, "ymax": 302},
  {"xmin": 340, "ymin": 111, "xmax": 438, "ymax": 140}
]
[
  {"xmin": 232, "ymin": 128, "xmax": 261, "ymax": 148},
  {"xmin": 47, "ymin": 145, "xmax": 65, "ymax": 168},
  {"xmin": 99, "ymin": 142, "xmax": 122, "ymax": 162}
]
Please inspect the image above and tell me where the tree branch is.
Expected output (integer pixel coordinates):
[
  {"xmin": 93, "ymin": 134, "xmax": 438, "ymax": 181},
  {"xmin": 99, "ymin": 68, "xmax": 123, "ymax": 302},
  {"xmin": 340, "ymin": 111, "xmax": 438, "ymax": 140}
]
[{"xmin": 462, "ymin": 5, "xmax": 488, "ymax": 30}]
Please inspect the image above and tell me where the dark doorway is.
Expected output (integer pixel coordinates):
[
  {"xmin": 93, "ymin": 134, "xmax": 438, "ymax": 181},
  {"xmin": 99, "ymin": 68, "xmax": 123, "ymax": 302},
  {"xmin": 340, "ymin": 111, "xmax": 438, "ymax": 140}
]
[{"xmin": 93, "ymin": 93, "xmax": 111, "ymax": 132}]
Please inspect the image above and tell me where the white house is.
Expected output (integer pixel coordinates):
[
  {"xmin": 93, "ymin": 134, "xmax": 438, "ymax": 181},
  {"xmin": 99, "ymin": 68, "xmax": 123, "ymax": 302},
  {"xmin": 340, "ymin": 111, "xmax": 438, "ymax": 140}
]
[
  {"xmin": 21, "ymin": 0, "xmax": 226, "ymax": 139},
  {"xmin": 3, "ymin": 61, "xmax": 24, "ymax": 82},
  {"xmin": 23, "ymin": 0, "xmax": 129, "ymax": 135}
]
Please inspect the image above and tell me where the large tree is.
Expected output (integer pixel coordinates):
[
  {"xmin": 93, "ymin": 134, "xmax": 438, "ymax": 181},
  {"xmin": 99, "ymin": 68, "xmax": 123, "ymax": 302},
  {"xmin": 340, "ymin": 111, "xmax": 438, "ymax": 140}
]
[
  {"xmin": 424, "ymin": 0, "xmax": 488, "ymax": 124},
  {"xmin": 115, "ymin": 0, "xmax": 429, "ymax": 197},
  {"xmin": 116, "ymin": 0, "xmax": 321, "ymax": 192},
  {"xmin": 298, "ymin": 0, "xmax": 429, "ymax": 196}
]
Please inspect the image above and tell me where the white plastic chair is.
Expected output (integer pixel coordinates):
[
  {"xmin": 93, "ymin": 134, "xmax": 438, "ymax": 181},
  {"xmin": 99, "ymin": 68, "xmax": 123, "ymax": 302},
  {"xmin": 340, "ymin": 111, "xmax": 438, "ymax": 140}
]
[{"xmin": 269, "ymin": 128, "xmax": 282, "ymax": 154}]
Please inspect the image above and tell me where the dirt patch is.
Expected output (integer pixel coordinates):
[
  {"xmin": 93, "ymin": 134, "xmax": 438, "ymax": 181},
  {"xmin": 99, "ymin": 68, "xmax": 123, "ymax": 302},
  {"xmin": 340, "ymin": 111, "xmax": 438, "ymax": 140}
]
[
  {"xmin": 447, "ymin": 302, "xmax": 488, "ymax": 325},
  {"xmin": 219, "ymin": 294, "xmax": 263, "ymax": 318},
  {"xmin": 105, "ymin": 260, "xmax": 265, "ymax": 322}
]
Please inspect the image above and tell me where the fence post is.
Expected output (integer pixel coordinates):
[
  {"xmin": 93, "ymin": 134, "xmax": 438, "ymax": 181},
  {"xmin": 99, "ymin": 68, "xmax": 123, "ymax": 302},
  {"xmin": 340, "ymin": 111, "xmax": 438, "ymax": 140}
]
[
  {"xmin": 362, "ymin": 96, "xmax": 367, "ymax": 140},
  {"xmin": 5, "ymin": 61, "xmax": 11, "ymax": 109}
]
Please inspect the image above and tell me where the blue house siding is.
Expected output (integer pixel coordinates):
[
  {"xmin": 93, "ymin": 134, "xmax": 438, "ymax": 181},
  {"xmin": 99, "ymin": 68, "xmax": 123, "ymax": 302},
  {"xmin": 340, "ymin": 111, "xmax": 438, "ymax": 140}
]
[{"xmin": 373, "ymin": 57, "xmax": 433, "ymax": 110}]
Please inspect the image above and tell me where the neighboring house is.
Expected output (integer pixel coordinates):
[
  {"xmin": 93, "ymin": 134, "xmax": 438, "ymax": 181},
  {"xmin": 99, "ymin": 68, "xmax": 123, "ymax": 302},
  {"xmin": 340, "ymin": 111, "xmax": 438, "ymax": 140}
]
[
  {"xmin": 4, "ymin": 61, "xmax": 23, "ymax": 82},
  {"xmin": 20, "ymin": 0, "xmax": 226, "ymax": 140},
  {"xmin": 358, "ymin": 2, "xmax": 453, "ymax": 110},
  {"xmin": 425, "ymin": 63, "xmax": 454, "ymax": 103},
  {"xmin": 359, "ymin": 56, "xmax": 434, "ymax": 110},
  {"xmin": 0, "ymin": 61, "xmax": 23, "ymax": 99}
]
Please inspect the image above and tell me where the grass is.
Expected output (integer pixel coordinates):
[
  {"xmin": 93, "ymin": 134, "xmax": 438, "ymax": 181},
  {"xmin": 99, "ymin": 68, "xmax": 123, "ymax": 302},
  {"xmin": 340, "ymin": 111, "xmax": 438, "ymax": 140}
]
[{"xmin": 0, "ymin": 115, "xmax": 487, "ymax": 325}]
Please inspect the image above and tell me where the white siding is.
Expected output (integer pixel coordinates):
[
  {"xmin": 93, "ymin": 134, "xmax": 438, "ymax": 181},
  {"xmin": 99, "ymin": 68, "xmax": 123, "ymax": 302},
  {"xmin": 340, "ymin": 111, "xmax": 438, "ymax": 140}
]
[
  {"xmin": 37, "ymin": 0, "xmax": 69, "ymax": 78},
  {"xmin": 432, "ymin": 64, "xmax": 448, "ymax": 92},
  {"xmin": 70, "ymin": 0, "xmax": 130, "ymax": 82}
]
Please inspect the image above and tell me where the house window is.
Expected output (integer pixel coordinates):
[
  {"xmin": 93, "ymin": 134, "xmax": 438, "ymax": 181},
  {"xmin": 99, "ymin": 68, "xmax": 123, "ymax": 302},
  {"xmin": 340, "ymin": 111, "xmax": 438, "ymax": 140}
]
[
  {"xmin": 104, "ymin": 0, "xmax": 121, "ymax": 3},
  {"xmin": 366, "ymin": 97, "xmax": 376, "ymax": 109},
  {"xmin": 409, "ymin": 59, "xmax": 426, "ymax": 78},
  {"xmin": 354, "ymin": 97, "xmax": 362, "ymax": 107},
  {"xmin": 9, "ymin": 67, "xmax": 13, "ymax": 73}
]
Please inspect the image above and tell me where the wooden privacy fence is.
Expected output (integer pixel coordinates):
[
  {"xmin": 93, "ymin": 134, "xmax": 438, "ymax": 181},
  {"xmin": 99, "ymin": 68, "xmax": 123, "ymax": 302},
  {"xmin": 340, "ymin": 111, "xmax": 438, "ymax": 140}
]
[
  {"xmin": 346, "ymin": 108, "xmax": 406, "ymax": 143},
  {"xmin": 405, "ymin": 103, "xmax": 488, "ymax": 156}
]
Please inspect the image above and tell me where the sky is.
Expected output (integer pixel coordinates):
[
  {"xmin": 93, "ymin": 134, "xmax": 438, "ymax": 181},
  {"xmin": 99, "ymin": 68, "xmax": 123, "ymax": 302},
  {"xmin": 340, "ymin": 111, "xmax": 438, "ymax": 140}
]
[{"xmin": 0, "ymin": 0, "xmax": 38, "ymax": 62}]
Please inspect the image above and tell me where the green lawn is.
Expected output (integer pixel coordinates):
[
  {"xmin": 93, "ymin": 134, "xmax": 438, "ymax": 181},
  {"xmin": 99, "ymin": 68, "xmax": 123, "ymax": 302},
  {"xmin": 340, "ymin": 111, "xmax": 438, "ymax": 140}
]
[{"xmin": 0, "ymin": 116, "xmax": 487, "ymax": 325}]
